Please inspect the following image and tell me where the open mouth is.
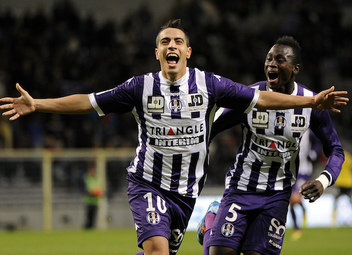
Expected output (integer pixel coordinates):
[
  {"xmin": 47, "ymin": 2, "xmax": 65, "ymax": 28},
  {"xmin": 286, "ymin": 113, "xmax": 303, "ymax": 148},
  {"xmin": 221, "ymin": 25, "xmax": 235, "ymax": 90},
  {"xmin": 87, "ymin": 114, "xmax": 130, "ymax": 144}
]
[
  {"xmin": 166, "ymin": 53, "xmax": 179, "ymax": 65},
  {"xmin": 268, "ymin": 71, "xmax": 278, "ymax": 81}
]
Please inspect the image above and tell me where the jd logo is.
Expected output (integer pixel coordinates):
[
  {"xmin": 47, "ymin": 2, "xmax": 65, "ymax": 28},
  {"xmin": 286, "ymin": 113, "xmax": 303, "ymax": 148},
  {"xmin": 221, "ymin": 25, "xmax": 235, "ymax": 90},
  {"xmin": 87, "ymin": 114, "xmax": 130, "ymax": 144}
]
[
  {"xmin": 188, "ymin": 94, "xmax": 203, "ymax": 107},
  {"xmin": 291, "ymin": 115, "xmax": 307, "ymax": 131},
  {"xmin": 252, "ymin": 111, "xmax": 269, "ymax": 128},
  {"xmin": 147, "ymin": 96, "xmax": 164, "ymax": 113}
]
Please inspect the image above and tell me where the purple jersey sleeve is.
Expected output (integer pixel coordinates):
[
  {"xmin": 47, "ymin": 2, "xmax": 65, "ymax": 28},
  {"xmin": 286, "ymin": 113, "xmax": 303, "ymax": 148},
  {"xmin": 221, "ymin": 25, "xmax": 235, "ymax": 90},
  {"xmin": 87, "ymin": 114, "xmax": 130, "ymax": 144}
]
[
  {"xmin": 90, "ymin": 76, "xmax": 143, "ymax": 116},
  {"xmin": 310, "ymin": 109, "xmax": 344, "ymax": 185},
  {"xmin": 208, "ymin": 74, "xmax": 258, "ymax": 113},
  {"xmin": 210, "ymin": 108, "xmax": 245, "ymax": 141}
]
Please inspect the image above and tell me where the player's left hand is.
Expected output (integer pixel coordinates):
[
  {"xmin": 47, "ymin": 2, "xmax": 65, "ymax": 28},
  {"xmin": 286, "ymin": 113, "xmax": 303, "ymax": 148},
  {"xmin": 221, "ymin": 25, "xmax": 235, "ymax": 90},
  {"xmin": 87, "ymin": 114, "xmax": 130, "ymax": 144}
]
[
  {"xmin": 300, "ymin": 180, "xmax": 324, "ymax": 203},
  {"xmin": 313, "ymin": 86, "xmax": 349, "ymax": 113}
]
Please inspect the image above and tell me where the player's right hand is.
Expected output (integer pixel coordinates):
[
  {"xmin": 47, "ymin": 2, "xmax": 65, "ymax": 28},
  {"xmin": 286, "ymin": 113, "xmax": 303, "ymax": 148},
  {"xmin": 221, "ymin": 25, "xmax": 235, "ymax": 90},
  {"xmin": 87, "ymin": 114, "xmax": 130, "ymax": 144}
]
[
  {"xmin": 0, "ymin": 83, "xmax": 35, "ymax": 121},
  {"xmin": 300, "ymin": 180, "xmax": 324, "ymax": 203}
]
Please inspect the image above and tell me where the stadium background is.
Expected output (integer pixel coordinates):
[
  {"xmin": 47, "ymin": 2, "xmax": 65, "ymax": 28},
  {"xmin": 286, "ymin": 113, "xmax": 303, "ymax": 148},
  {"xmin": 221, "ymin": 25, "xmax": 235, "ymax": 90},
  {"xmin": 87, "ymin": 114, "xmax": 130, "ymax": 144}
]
[{"xmin": 0, "ymin": 0, "xmax": 351, "ymax": 232}]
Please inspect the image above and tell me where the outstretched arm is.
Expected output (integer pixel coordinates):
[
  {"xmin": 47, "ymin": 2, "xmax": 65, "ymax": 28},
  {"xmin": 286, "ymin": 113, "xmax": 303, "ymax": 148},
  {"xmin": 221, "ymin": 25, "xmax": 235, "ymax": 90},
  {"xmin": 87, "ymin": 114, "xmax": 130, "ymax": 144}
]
[
  {"xmin": 256, "ymin": 86, "xmax": 348, "ymax": 112},
  {"xmin": 0, "ymin": 83, "xmax": 93, "ymax": 120}
]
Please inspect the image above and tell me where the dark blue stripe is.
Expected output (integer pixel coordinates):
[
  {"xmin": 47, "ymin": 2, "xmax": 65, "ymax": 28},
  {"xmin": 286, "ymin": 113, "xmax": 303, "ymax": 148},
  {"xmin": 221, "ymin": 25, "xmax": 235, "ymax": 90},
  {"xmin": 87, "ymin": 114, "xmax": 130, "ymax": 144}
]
[
  {"xmin": 252, "ymin": 111, "xmax": 265, "ymax": 134},
  {"xmin": 259, "ymin": 82, "xmax": 267, "ymax": 91},
  {"xmin": 247, "ymin": 159, "xmax": 263, "ymax": 191},
  {"xmin": 152, "ymin": 73, "xmax": 162, "ymax": 119},
  {"xmin": 266, "ymin": 161, "xmax": 281, "ymax": 191},
  {"xmin": 296, "ymin": 84, "xmax": 304, "ymax": 96},
  {"xmin": 274, "ymin": 112, "xmax": 285, "ymax": 136},
  {"xmin": 170, "ymin": 85, "xmax": 181, "ymax": 119},
  {"xmin": 283, "ymin": 161, "xmax": 293, "ymax": 189},
  {"xmin": 230, "ymin": 129, "xmax": 253, "ymax": 189},
  {"xmin": 134, "ymin": 77, "xmax": 147, "ymax": 178},
  {"xmin": 191, "ymin": 112, "xmax": 200, "ymax": 118},
  {"xmin": 188, "ymin": 68, "xmax": 197, "ymax": 93},
  {"xmin": 188, "ymin": 67, "xmax": 200, "ymax": 119},
  {"xmin": 170, "ymin": 154, "xmax": 182, "ymax": 191},
  {"xmin": 197, "ymin": 153, "xmax": 208, "ymax": 196},
  {"xmin": 186, "ymin": 152, "xmax": 199, "ymax": 196},
  {"xmin": 294, "ymin": 85, "xmax": 304, "ymax": 115},
  {"xmin": 256, "ymin": 128, "xmax": 265, "ymax": 135},
  {"xmin": 152, "ymin": 152, "xmax": 163, "ymax": 187}
]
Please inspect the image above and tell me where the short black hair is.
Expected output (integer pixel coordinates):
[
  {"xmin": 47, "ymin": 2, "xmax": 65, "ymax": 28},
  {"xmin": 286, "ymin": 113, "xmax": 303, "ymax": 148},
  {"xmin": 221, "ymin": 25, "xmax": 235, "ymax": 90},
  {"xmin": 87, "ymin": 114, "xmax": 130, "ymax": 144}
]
[
  {"xmin": 156, "ymin": 19, "xmax": 190, "ymax": 47},
  {"xmin": 275, "ymin": 36, "xmax": 301, "ymax": 65}
]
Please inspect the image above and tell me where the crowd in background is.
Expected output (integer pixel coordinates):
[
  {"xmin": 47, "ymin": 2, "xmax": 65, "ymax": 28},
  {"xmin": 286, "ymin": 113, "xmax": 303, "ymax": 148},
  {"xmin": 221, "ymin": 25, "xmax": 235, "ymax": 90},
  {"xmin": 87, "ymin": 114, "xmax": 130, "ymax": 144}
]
[{"xmin": 0, "ymin": 0, "xmax": 351, "ymax": 187}]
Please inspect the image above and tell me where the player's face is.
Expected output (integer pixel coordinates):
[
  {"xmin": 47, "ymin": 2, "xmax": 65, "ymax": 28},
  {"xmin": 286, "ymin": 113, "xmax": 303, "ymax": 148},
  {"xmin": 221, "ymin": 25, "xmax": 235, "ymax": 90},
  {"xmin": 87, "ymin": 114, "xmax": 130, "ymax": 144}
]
[
  {"xmin": 264, "ymin": 44, "xmax": 299, "ymax": 93},
  {"xmin": 155, "ymin": 28, "xmax": 192, "ymax": 82}
]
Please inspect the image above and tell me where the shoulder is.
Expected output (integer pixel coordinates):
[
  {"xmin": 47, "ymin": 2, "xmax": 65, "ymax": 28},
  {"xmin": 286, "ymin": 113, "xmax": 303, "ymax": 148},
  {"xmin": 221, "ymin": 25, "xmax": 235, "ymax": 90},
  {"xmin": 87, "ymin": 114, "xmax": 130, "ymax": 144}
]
[
  {"xmin": 119, "ymin": 73, "xmax": 152, "ymax": 89},
  {"xmin": 296, "ymin": 82, "xmax": 316, "ymax": 96},
  {"xmin": 249, "ymin": 81, "xmax": 266, "ymax": 90}
]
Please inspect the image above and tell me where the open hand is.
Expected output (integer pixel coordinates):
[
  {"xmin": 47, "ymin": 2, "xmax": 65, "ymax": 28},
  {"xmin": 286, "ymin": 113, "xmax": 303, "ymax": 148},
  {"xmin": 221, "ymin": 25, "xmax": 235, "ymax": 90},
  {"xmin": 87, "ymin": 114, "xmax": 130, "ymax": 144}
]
[
  {"xmin": 313, "ymin": 86, "xmax": 349, "ymax": 113},
  {"xmin": 0, "ymin": 83, "xmax": 35, "ymax": 120}
]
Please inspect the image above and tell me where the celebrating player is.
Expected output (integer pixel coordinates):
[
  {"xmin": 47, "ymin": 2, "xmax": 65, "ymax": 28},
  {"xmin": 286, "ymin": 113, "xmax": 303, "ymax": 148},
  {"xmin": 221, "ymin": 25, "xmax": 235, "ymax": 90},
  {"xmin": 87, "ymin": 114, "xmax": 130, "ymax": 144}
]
[
  {"xmin": 199, "ymin": 36, "xmax": 346, "ymax": 255},
  {"xmin": 0, "ymin": 21, "xmax": 348, "ymax": 255}
]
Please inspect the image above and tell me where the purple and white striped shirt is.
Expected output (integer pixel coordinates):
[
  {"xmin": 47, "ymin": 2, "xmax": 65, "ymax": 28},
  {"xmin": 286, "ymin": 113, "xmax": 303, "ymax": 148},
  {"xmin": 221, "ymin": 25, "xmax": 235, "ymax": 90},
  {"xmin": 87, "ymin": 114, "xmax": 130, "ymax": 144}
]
[
  {"xmin": 89, "ymin": 67, "xmax": 258, "ymax": 197},
  {"xmin": 212, "ymin": 81, "xmax": 344, "ymax": 192}
]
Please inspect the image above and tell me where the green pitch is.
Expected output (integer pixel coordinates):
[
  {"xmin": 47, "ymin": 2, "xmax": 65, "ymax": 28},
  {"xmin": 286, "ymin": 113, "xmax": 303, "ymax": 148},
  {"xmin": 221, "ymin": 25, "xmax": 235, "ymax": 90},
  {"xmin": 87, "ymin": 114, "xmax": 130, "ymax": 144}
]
[{"xmin": 0, "ymin": 228, "xmax": 350, "ymax": 255}]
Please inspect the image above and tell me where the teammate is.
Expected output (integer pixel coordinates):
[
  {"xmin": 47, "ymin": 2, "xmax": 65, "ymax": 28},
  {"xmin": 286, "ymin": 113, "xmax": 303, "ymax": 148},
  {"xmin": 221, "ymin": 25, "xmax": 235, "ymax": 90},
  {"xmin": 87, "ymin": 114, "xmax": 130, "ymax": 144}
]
[
  {"xmin": 197, "ymin": 36, "xmax": 346, "ymax": 255},
  {"xmin": 332, "ymin": 150, "xmax": 352, "ymax": 227},
  {"xmin": 0, "ymin": 20, "xmax": 348, "ymax": 255},
  {"xmin": 289, "ymin": 130, "xmax": 320, "ymax": 240}
]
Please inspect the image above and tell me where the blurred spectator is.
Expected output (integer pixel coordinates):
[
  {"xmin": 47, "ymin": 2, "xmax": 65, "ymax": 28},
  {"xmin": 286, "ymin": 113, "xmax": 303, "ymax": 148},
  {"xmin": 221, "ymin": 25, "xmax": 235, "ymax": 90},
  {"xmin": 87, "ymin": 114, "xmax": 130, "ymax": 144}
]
[
  {"xmin": 332, "ymin": 150, "xmax": 352, "ymax": 227},
  {"xmin": 82, "ymin": 163, "xmax": 102, "ymax": 229}
]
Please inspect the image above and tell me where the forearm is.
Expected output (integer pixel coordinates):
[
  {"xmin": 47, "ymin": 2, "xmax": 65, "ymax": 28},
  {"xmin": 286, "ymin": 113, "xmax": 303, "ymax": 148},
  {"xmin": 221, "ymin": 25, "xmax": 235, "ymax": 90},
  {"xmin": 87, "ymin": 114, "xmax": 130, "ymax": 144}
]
[
  {"xmin": 256, "ymin": 91, "xmax": 315, "ymax": 110},
  {"xmin": 34, "ymin": 94, "xmax": 93, "ymax": 114}
]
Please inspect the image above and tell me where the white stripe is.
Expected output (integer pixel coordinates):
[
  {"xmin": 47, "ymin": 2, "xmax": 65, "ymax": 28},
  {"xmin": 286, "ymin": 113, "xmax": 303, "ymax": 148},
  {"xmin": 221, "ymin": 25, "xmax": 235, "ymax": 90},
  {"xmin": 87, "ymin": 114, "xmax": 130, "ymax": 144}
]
[
  {"xmin": 245, "ymin": 89, "xmax": 259, "ymax": 114},
  {"xmin": 142, "ymin": 74, "xmax": 155, "ymax": 183},
  {"xmin": 96, "ymin": 88, "xmax": 115, "ymax": 96},
  {"xmin": 88, "ymin": 93, "xmax": 105, "ymax": 116}
]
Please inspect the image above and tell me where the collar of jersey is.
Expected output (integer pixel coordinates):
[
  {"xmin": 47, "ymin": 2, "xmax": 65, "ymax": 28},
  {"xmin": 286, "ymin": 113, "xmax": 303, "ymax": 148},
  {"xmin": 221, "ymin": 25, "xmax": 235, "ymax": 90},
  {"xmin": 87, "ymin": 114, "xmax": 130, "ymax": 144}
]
[{"xmin": 159, "ymin": 67, "xmax": 189, "ymax": 86}]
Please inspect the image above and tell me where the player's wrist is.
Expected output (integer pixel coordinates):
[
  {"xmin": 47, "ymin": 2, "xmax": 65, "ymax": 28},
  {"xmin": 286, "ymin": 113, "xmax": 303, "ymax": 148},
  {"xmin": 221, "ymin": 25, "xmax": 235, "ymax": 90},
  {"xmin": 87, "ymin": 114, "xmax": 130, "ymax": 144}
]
[{"xmin": 316, "ymin": 174, "xmax": 329, "ymax": 190}]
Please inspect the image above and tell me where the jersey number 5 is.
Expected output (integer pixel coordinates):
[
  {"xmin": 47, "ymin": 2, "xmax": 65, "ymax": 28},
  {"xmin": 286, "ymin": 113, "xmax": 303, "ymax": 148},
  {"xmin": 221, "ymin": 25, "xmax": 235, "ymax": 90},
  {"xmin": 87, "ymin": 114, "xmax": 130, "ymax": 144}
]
[{"xmin": 225, "ymin": 203, "xmax": 242, "ymax": 222}]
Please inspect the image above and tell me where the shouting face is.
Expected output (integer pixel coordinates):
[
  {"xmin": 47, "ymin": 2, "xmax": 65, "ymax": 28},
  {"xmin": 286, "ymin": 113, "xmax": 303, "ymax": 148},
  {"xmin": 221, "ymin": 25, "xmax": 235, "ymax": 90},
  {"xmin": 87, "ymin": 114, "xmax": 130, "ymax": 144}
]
[
  {"xmin": 264, "ymin": 44, "xmax": 299, "ymax": 94},
  {"xmin": 155, "ymin": 27, "xmax": 192, "ymax": 82}
]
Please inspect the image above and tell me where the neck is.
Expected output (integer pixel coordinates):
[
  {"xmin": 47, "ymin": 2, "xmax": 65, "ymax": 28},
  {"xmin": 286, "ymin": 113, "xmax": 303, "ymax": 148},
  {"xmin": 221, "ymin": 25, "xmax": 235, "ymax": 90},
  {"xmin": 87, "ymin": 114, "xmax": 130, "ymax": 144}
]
[
  {"xmin": 273, "ymin": 82, "xmax": 295, "ymax": 94},
  {"xmin": 162, "ymin": 69, "xmax": 186, "ymax": 83}
]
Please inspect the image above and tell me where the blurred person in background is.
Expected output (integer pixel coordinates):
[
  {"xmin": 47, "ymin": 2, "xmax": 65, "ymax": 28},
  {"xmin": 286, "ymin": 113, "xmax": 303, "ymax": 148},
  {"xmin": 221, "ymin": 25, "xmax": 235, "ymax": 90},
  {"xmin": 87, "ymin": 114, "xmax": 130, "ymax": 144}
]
[
  {"xmin": 289, "ymin": 129, "xmax": 320, "ymax": 240},
  {"xmin": 198, "ymin": 36, "xmax": 346, "ymax": 255},
  {"xmin": 332, "ymin": 150, "xmax": 352, "ymax": 227},
  {"xmin": 0, "ymin": 19, "xmax": 348, "ymax": 255},
  {"xmin": 83, "ymin": 163, "xmax": 103, "ymax": 229}
]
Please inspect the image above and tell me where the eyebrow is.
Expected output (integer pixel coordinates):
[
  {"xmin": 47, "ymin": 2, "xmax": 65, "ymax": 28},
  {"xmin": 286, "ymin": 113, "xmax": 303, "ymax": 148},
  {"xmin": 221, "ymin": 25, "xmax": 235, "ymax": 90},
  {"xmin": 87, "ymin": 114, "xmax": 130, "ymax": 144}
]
[{"xmin": 160, "ymin": 37, "xmax": 184, "ymax": 42}]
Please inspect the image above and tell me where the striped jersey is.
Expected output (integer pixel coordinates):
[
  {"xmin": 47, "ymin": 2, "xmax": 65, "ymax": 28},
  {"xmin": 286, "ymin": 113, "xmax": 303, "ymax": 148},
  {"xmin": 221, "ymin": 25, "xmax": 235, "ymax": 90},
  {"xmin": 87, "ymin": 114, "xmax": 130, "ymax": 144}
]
[
  {"xmin": 212, "ymin": 81, "xmax": 344, "ymax": 192},
  {"xmin": 89, "ymin": 67, "xmax": 258, "ymax": 198}
]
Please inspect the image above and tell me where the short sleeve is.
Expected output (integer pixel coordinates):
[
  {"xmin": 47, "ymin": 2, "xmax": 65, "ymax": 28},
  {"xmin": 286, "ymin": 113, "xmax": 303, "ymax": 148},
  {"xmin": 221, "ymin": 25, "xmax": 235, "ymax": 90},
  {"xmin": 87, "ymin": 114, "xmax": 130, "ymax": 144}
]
[
  {"xmin": 211, "ymin": 75, "xmax": 257, "ymax": 113},
  {"xmin": 89, "ymin": 77, "xmax": 141, "ymax": 116}
]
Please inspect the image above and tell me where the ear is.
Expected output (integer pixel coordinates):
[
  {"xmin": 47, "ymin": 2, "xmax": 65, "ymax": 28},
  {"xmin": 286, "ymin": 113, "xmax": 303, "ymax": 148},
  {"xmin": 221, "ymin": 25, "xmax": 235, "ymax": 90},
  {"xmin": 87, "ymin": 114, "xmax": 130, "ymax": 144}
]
[
  {"xmin": 155, "ymin": 48, "xmax": 159, "ymax": 60},
  {"xmin": 293, "ymin": 64, "xmax": 300, "ymax": 75},
  {"xmin": 186, "ymin": 46, "xmax": 192, "ymax": 59}
]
